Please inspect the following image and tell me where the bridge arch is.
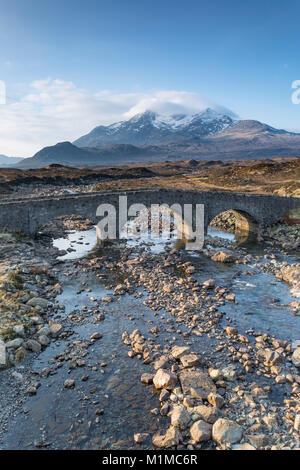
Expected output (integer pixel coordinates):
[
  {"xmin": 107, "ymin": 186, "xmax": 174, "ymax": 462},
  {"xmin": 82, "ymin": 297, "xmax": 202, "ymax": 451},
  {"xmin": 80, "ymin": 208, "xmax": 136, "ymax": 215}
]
[
  {"xmin": 0, "ymin": 189, "xmax": 298, "ymax": 242},
  {"xmin": 208, "ymin": 208, "xmax": 259, "ymax": 244},
  {"xmin": 96, "ymin": 202, "xmax": 196, "ymax": 249}
]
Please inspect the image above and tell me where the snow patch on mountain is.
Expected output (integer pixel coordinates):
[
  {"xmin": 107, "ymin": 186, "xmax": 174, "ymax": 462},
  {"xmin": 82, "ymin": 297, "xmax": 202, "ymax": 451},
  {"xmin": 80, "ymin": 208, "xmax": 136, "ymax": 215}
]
[{"xmin": 73, "ymin": 108, "xmax": 239, "ymax": 148}]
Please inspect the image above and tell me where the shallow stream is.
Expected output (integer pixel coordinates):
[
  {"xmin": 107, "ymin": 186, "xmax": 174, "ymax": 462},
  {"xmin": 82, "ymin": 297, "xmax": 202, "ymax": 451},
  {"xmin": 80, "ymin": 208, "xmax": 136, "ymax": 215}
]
[{"xmin": 1, "ymin": 225, "xmax": 299, "ymax": 449}]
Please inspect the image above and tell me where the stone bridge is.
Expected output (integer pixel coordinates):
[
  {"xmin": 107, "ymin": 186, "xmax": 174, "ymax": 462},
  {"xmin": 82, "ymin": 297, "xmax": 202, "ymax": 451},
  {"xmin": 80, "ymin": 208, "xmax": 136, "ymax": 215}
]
[
  {"xmin": 0, "ymin": 189, "xmax": 300, "ymax": 241},
  {"xmin": 0, "ymin": 189, "xmax": 298, "ymax": 241}
]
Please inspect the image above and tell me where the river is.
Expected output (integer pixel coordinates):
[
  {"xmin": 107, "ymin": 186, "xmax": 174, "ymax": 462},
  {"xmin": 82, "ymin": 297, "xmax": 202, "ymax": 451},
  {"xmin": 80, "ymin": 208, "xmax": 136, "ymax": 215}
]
[{"xmin": 0, "ymin": 225, "xmax": 299, "ymax": 450}]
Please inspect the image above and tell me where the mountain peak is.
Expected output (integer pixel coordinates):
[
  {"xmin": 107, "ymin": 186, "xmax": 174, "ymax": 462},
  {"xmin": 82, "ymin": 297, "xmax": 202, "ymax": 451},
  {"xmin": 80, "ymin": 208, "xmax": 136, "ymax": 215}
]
[
  {"xmin": 73, "ymin": 108, "xmax": 236, "ymax": 147},
  {"xmin": 128, "ymin": 110, "xmax": 157, "ymax": 122},
  {"xmin": 16, "ymin": 113, "xmax": 300, "ymax": 168}
]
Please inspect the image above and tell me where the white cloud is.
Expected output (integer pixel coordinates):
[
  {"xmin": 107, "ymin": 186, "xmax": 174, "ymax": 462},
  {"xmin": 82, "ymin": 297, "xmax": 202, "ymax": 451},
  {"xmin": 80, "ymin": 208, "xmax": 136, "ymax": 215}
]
[
  {"xmin": 124, "ymin": 91, "xmax": 218, "ymax": 118},
  {"xmin": 0, "ymin": 79, "xmax": 232, "ymax": 157}
]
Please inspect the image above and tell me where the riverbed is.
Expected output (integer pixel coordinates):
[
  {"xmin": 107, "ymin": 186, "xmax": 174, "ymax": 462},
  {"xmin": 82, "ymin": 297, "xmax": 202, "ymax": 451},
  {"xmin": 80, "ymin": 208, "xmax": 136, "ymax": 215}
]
[{"xmin": 0, "ymin": 225, "xmax": 299, "ymax": 450}]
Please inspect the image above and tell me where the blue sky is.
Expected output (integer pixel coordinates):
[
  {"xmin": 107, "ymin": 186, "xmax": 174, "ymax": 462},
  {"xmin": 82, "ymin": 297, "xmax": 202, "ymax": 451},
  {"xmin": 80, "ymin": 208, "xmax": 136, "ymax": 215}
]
[{"xmin": 0, "ymin": 0, "xmax": 299, "ymax": 156}]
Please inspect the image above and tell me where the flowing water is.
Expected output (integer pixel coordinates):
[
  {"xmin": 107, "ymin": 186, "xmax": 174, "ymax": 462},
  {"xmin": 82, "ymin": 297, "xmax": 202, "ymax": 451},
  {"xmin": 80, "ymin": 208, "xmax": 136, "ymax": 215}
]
[
  {"xmin": 53, "ymin": 228, "xmax": 98, "ymax": 260},
  {"xmin": 1, "ymin": 225, "xmax": 299, "ymax": 449}
]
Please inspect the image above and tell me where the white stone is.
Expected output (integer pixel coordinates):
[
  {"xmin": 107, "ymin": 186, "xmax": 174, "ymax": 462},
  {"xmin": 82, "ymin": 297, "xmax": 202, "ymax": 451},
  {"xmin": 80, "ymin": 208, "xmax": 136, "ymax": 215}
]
[
  {"xmin": 190, "ymin": 420, "xmax": 212, "ymax": 442},
  {"xmin": 0, "ymin": 340, "xmax": 7, "ymax": 366},
  {"xmin": 292, "ymin": 347, "xmax": 300, "ymax": 368},
  {"xmin": 170, "ymin": 405, "xmax": 191, "ymax": 430},
  {"xmin": 171, "ymin": 346, "xmax": 190, "ymax": 359},
  {"xmin": 212, "ymin": 418, "xmax": 243, "ymax": 445},
  {"xmin": 153, "ymin": 369, "xmax": 178, "ymax": 390}
]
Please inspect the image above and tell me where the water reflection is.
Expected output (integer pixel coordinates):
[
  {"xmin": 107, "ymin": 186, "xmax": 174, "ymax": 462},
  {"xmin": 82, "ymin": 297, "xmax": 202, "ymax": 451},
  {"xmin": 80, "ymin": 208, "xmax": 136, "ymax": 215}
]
[
  {"xmin": 53, "ymin": 228, "xmax": 98, "ymax": 260},
  {"xmin": 207, "ymin": 225, "xmax": 258, "ymax": 246},
  {"xmin": 207, "ymin": 226, "xmax": 235, "ymax": 241}
]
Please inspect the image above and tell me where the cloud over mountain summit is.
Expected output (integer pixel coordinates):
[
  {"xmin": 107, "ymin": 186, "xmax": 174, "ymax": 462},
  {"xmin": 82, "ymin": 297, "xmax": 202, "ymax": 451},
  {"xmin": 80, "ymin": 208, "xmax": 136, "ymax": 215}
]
[{"xmin": 0, "ymin": 79, "xmax": 235, "ymax": 156}]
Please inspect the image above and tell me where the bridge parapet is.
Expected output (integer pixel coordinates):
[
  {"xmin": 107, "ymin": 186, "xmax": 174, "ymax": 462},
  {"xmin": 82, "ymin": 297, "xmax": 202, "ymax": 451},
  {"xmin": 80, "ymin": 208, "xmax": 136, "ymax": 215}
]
[{"xmin": 0, "ymin": 189, "xmax": 298, "ymax": 237}]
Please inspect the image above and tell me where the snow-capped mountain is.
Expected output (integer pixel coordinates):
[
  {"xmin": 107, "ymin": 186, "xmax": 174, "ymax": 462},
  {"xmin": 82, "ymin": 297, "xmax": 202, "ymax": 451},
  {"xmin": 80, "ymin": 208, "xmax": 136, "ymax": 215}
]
[
  {"xmin": 74, "ymin": 109, "xmax": 237, "ymax": 147},
  {"xmin": 18, "ymin": 111, "xmax": 300, "ymax": 168}
]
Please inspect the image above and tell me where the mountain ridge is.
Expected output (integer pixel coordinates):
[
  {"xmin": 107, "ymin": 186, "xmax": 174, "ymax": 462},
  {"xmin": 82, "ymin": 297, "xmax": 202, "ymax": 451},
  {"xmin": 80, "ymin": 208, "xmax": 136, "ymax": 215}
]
[
  {"xmin": 73, "ymin": 109, "xmax": 237, "ymax": 147},
  {"xmin": 14, "ymin": 109, "xmax": 300, "ymax": 168}
]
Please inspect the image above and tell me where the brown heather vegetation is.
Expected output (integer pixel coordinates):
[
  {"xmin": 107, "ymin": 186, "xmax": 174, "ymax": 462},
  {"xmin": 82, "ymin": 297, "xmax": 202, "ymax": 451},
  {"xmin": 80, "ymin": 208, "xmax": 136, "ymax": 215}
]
[
  {"xmin": 0, "ymin": 157, "xmax": 299, "ymax": 198},
  {"xmin": 94, "ymin": 157, "xmax": 300, "ymax": 197}
]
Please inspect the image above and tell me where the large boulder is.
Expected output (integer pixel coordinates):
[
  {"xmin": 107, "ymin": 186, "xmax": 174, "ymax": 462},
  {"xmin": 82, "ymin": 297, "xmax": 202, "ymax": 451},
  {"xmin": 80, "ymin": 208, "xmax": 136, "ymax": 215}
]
[
  {"xmin": 27, "ymin": 297, "xmax": 49, "ymax": 309},
  {"xmin": 261, "ymin": 349, "xmax": 284, "ymax": 366},
  {"xmin": 152, "ymin": 426, "xmax": 182, "ymax": 448},
  {"xmin": 277, "ymin": 265, "xmax": 300, "ymax": 287},
  {"xmin": 26, "ymin": 339, "xmax": 42, "ymax": 353},
  {"xmin": 5, "ymin": 338, "xmax": 24, "ymax": 349},
  {"xmin": 190, "ymin": 420, "xmax": 212, "ymax": 443},
  {"xmin": 247, "ymin": 434, "xmax": 269, "ymax": 448},
  {"xmin": 141, "ymin": 373, "xmax": 154, "ymax": 385},
  {"xmin": 49, "ymin": 323, "xmax": 63, "ymax": 338},
  {"xmin": 170, "ymin": 405, "xmax": 191, "ymax": 430},
  {"xmin": 180, "ymin": 370, "xmax": 216, "ymax": 400},
  {"xmin": 192, "ymin": 405, "xmax": 220, "ymax": 424},
  {"xmin": 211, "ymin": 250, "xmax": 237, "ymax": 264},
  {"xmin": 153, "ymin": 369, "xmax": 178, "ymax": 390},
  {"xmin": 38, "ymin": 335, "xmax": 50, "ymax": 346},
  {"xmin": 212, "ymin": 418, "xmax": 243, "ymax": 445},
  {"xmin": 292, "ymin": 347, "xmax": 300, "ymax": 368}
]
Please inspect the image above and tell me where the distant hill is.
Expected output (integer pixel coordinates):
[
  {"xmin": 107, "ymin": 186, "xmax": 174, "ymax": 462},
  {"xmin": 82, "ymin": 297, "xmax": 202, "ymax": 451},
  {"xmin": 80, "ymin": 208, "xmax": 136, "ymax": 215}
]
[
  {"xmin": 17, "ymin": 142, "xmax": 160, "ymax": 168},
  {"xmin": 0, "ymin": 154, "xmax": 24, "ymax": 166}
]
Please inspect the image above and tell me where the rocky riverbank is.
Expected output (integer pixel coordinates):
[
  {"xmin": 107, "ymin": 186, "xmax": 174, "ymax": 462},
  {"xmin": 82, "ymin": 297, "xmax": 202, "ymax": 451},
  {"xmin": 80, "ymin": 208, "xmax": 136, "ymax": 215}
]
[
  {"xmin": 84, "ymin": 243, "xmax": 300, "ymax": 450},
  {"xmin": 261, "ymin": 223, "xmax": 300, "ymax": 253},
  {"xmin": 0, "ymin": 221, "xmax": 299, "ymax": 450},
  {"xmin": 211, "ymin": 210, "xmax": 300, "ymax": 253},
  {"xmin": 0, "ymin": 231, "xmax": 65, "ymax": 370}
]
